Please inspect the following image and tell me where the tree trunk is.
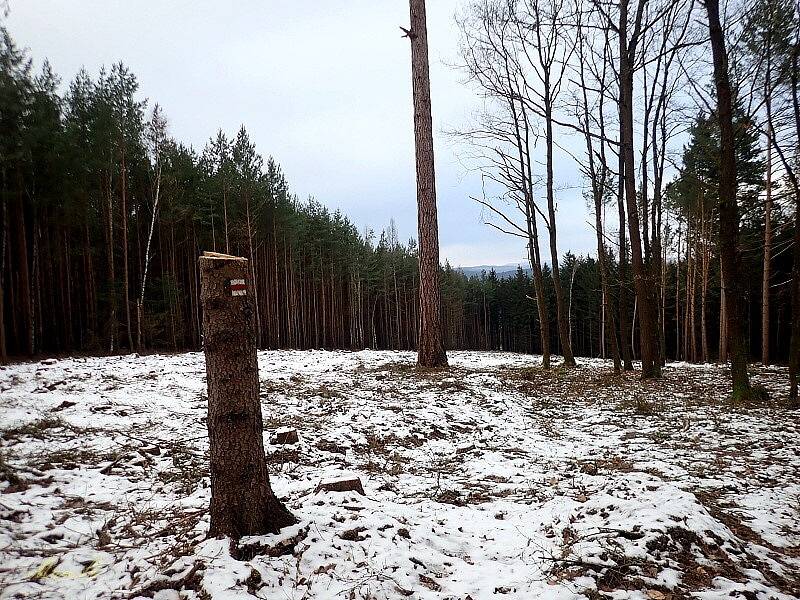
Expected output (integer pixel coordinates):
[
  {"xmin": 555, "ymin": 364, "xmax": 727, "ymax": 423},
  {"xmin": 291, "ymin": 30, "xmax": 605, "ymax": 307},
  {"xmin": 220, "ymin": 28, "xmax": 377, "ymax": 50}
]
[
  {"xmin": 544, "ymin": 98, "xmax": 575, "ymax": 367},
  {"xmin": 0, "ymin": 181, "xmax": 7, "ymax": 363},
  {"xmin": 687, "ymin": 234, "xmax": 698, "ymax": 362},
  {"xmin": 675, "ymin": 218, "xmax": 681, "ymax": 361},
  {"xmin": 684, "ymin": 222, "xmax": 691, "ymax": 360},
  {"xmin": 106, "ymin": 169, "xmax": 117, "ymax": 353},
  {"xmin": 245, "ymin": 195, "xmax": 262, "ymax": 348},
  {"xmin": 199, "ymin": 252, "xmax": 296, "ymax": 538},
  {"xmin": 121, "ymin": 147, "xmax": 133, "ymax": 352},
  {"xmin": 138, "ymin": 145, "xmax": 162, "ymax": 352},
  {"xmin": 659, "ymin": 225, "xmax": 667, "ymax": 364},
  {"xmin": 32, "ymin": 219, "xmax": 41, "ymax": 353},
  {"xmin": 520, "ymin": 102, "xmax": 551, "ymax": 368},
  {"xmin": 700, "ymin": 206, "xmax": 709, "ymax": 363},
  {"xmin": 705, "ymin": 0, "xmax": 752, "ymax": 399},
  {"xmin": 788, "ymin": 44, "xmax": 800, "ymax": 401},
  {"xmin": 594, "ymin": 198, "xmax": 620, "ymax": 372},
  {"xmin": 528, "ymin": 215, "xmax": 551, "ymax": 368},
  {"xmin": 619, "ymin": 0, "xmax": 660, "ymax": 378},
  {"xmin": 14, "ymin": 172, "xmax": 32, "ymax": 356},
  {"xmin": 790, "ymin": 201, "xmax": 800, "ymax": 401},
  {"xmin": 223, "ymin": 186, "xmax": 230, "ymax": 254},
  {"xmin": 0, "ymin": 277, "xmax": 4, "ymax": 362},
  {"xmin": 407, "ymin": 0, "xmax": 447, "ymax": 368},
  {"xmin": 762, "ymin": 98, "xmax": 773, "ymax": 366},
  {"xmin": 617, "ymin": 144, "xmax": 634, "ymax": 370},
  {"xmin": 568, "ymin": 260, "xmax": 577, "ymax": 351},
  {"xmin": 719, "ymin": 263, "xmax": 727, "ymax": 362}
]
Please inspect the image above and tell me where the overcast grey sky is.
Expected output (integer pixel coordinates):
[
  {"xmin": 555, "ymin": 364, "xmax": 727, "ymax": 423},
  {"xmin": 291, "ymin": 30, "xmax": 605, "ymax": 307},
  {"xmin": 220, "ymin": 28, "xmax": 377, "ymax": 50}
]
[{"xmin": 8, "ymin": 0, "xmax": 593, "ymax": 267}]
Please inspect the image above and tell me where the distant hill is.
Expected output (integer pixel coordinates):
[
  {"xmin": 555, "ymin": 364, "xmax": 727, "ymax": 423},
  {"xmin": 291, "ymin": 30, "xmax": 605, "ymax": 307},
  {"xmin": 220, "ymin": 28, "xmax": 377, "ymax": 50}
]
[{"xmin": 456, "ymin": 263, "xmax": 532, "ymax": 279}]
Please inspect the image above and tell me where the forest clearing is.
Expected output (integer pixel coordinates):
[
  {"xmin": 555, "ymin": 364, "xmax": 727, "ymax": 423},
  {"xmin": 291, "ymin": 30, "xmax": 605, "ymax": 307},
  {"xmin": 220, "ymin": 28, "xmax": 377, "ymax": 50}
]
[
  {"xmin": 3, "ymin": 0, "xmax": 800, "ymax": 597},
  {"xmin": 1, "ymin": 350, "xmax": 798, "ymax": 599}
]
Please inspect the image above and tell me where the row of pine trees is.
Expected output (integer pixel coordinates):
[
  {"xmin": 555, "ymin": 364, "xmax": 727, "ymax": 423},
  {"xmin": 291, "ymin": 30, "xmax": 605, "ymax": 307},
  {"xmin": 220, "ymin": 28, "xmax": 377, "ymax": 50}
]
[{"xmin": 0, "ymin": 26, "xmax": 796, "ymax": 367}]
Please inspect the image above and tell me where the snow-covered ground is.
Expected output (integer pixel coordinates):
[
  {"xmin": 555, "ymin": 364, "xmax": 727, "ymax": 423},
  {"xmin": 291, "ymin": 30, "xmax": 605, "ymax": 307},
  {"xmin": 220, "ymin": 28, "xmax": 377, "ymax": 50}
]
[{"xmin": 1, "ymin": 350, "xmax": 798, "ymax": 599}]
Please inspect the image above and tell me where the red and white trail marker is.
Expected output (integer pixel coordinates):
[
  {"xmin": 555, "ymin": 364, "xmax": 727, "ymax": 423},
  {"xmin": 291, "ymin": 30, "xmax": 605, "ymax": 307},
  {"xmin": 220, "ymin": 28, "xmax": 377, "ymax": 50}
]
[{"xmin": 229, "ymin": 278, "xmax": 246, "ymax": 296}]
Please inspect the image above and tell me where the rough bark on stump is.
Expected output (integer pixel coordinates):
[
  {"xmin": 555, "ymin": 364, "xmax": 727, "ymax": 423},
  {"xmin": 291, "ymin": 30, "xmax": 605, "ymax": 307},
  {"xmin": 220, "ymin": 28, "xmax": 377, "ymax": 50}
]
[{"xmin": 199, "ymin": 251, "xmax": 296, "ymax": 538}]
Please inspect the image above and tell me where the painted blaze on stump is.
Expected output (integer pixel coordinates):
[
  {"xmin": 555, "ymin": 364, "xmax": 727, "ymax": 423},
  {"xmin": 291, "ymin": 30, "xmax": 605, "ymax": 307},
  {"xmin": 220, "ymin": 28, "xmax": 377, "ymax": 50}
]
[{"xmin": 199, "ymin": 251, "xmax": 296, "ymax": 538}]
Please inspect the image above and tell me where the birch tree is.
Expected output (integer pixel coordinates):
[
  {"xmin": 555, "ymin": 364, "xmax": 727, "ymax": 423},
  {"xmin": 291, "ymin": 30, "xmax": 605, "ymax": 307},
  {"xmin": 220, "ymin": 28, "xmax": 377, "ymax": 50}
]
[{"xmin": 137, "ymin": 104, "xmax": 166, "ymax": 352}]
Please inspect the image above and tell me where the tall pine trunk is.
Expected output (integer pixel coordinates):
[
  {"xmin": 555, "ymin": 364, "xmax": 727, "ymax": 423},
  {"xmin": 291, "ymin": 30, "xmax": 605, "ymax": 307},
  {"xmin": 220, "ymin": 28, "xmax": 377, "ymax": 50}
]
[{"xmin": 407, "ymin": 0, "xmax": 447, "ymax": 368}]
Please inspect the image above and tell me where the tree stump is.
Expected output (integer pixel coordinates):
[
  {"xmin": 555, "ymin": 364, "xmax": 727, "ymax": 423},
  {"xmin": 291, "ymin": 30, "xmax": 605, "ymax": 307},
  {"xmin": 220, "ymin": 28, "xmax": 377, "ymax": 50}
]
[
  {"xmin": 315, "ymin": 477, "xmax": 365, "ymax": 496},
  {"xmin": 199, "ymin": 251, "xmax": 295, "ymax": 538},
  {"xmin": 272, "ymin": 428, "xmax": 299, "ymax": 445}
]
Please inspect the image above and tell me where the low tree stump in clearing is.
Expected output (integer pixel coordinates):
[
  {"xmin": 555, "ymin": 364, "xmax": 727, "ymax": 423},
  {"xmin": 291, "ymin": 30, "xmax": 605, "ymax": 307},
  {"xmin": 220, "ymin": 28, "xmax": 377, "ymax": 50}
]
[
  {"xmin": 315, "ymin": 477, "xmax": 365, "ymax": 496},
  {"xmin": 271, "ymin": 429, "xmax": 299, "ymax": 445}
]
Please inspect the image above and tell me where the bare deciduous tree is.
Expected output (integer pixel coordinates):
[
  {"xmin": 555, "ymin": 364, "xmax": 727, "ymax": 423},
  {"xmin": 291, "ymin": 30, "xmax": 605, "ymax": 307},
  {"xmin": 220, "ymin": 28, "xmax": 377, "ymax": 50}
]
[
  {"xmin": 705, "ymin": 0, "xmax": 755, "ymax": 399},
  {"xmin": 574, "ymin": 5, "xmax": 622, "ymax": 371},
  {"xmin": 454, "ymin": 1, "xmax": 553, "ymax": 367},
  {"xmin": 514, "ymin": 0, "xmax": 578, "ymax": 366},
  {"xmin": 456, "ymin": 0, "xmax": 582, "ymax": 367}
]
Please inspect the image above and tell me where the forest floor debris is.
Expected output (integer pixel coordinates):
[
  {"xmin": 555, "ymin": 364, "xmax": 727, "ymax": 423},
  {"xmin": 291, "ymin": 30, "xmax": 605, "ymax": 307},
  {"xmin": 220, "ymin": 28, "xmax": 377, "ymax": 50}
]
[{"xmin": 1, "ymin": 350, "xmax": 798, "ymax": 599}]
